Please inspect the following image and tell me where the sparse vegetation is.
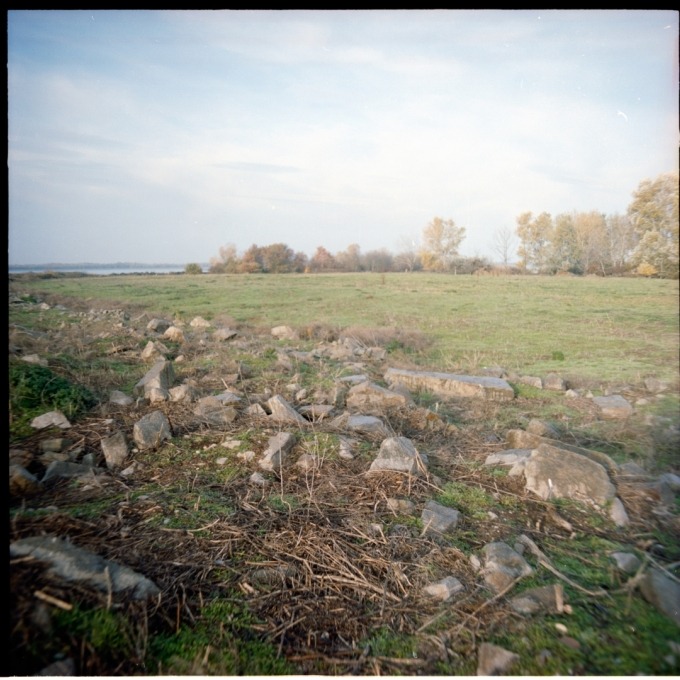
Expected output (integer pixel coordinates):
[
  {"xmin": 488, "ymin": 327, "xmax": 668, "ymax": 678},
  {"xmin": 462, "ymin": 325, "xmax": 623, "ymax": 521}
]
[{"xmin": 8, "ymin": 272, "xmax": 679, "ymax": 676}]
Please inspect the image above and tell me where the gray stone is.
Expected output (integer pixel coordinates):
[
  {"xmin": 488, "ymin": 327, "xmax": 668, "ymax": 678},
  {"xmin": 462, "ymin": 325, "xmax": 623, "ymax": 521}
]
[
  {"xmin": 369, "ymin": 437, "xmax": 425, "ymax": 474},
  {"xmin": 169, "ymin": 384, "xmax": 197, "ymax": 403},
  {"xmin": 644, "ymin": 377, "xmax": 669, "ymax": 393},
  {"xmin": 101, "ymin": 431, "xmax": 128, "ymax": 470},
  {"xmin": 481, "ymin": 542, "xmax": 533, "ymax": 593},
  {"xmin": 271, "ymin": 325, "xmax": 298, "ymax": 340},
  {"xmin": 133, "ymin": 360, "xmax": 175, "ymax": 398},
  {"xmin": 343, "ymin": 414, "xmax": 391, "ymax": 437},
  {"xmin": 423, "ymin": 576, "xmax": 465, "ymax": 601},
  {"xmin": 510, "ymin": 583, "xmax": 564, "ymax": 614},
  {"xmin": 147, "ymin": 318, "xmax": 171, "ymax": 333},
  {"xmin": 386, "ymin": 498, "xmax": 416, "ymax": 514},
  {"xmin": 31, "ymin": 410, "xmax": 72, "ymax": 430},
  {"xmin": 346, "ymin": 381, "xmax": 414, "ymax": 414},
  {"xmin": 477, "ymin": 642, "xmax": 520, "ymax": 676},
  {"xmin": 639, "ymin": 566, "xmax": 680, "ymax": 626},
  {"xmin": 298, "ymin": 404, "xmax": 335, "ymax": 421},
  {"xmin": 10, "ymin": 535, "xmax": 159, "ymax": 600},
  {"xmin": 132, "ymin": 410, "xmax": 172, "ymax": 450},
  {"xmin": 9, "ymin": 465, "xmax": 42, "ymax": 497},
  {"xmin": 42, "ymin": 461, "xmax": 99, "ymax": 485},
  {"xmin": 519, "ymin": 375, "xmax": 543, "ymax": 389},
  {"xmin": 109, "ymin": 390, "xmax": 134, "ymax": 406},
  {"xmin": 214, "ymin": 327, "xmax": 238, "ymax": 341},
  {"xmin": 593, "ymin": 394, "xmax": 633, "ymax": 420},
  {"xmin": 147, "ymin": 387, "xmax": 169, "ymax": 403},
  {"xmin": 40, "ymin": 438, "xmax": 69, "ymax": 453},
  {"xmin": 506, "ymin": 429, "xmax": 619, "ymax": 473},
  {"xmin": 526, "ymin": 419, "xmax": 559, "ymax": 438},
  {"xmin": 421, "ymin": 500, "xmax": 460, "ymax": 536},
  {"xmin": 610, "ymin": 551, "xmax": 642, "ymax": 575},
  {"xmin": 485, "ymin": 449, "xmax": 533, "ymax": 470},
  {"xmin": 609, "ymin": 497, "xmax": 630, "ymax": 527},
  {"xmin": 259, "ymin": 432, "xmax": 297, "ymax": 472},
  {"xmin": 337, "ymin": 374, "xmax": 369, "ymax": 385},
  {"xmin": 190, "ymin": 316, "xmax": 211, "ymax": 328},
  {"xmin": 543, "ymin": 373, "xmax": 566, "ymax": 391},
  {"xmin": 384, "ymin": 367, "xmax": 514, "ymax": 402},
  {"xmin": 524, "ymin": 444, "xmax": 616, "ymax": 508},
  {"xmin": 141, "ymin": 340, "xmax": 167, "ymax": 361},
  {"xmin": 267, "ymin": 395, "xmax": 307, "ymax": 424},
  {"xmin": 162, "ymin": 325, "xmax": 185, "ymax": 343},
  {"xmin": 193, "ymin": 396, "xmax": 238, "ymax": 426}
]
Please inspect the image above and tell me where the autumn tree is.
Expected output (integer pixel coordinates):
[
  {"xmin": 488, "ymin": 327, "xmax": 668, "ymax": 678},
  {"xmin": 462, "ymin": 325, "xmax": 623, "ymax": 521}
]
[
  {"xmin": 260, "ymin": 243, "xmax": 296, "ymax": 273},
  {"xmin": 516, "ymin": 211, "xmax": 553, "ymax": 273},
  {"xmin": 308, "ymin": 246, "xmax": 336, "ymax": 272},
  {"xmin": 605, "ymin": 213, "xmax": 637, "ymax": 274},
  {"xmin": 548, "ymin": 213, "xmax": 581, "ymax": 273},
  {"xmin": 628, "ymin": 172, "xmax": 679, "ymax": 278},
  {"xmin": 335, "ymin": 243, "xmax": 362, "ymax": 272},
  {"xmin": 209, "ymin": 243, "xmax": 239, "ymax": 274},
  {"xmin": 419, "ymin": 217, "xmax": 466, "ymax": 272}
]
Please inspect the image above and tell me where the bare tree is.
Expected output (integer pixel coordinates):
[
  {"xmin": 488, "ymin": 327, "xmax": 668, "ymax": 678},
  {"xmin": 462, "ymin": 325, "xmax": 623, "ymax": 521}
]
[{"xmin": 490, "ymin": 226, "xmax": 517, "ymax": 266}]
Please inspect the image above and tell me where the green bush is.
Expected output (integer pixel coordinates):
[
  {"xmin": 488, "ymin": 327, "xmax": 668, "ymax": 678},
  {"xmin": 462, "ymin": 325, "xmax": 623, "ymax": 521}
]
[{"xmin": 184, "ymin": 263, "xmax": 203, "ymax": 275}]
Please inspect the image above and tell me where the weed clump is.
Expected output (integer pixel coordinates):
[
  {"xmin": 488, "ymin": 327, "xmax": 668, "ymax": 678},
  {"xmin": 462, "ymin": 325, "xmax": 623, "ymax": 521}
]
[{"xmin": 9, "ymin": 360, "xmax": 97, "ymax": 438}]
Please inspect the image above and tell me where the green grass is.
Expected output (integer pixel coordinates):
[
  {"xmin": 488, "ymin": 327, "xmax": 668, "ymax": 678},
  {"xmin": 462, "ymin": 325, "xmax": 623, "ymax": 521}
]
[{"xmin": 13, "ymin": 272, "xmax": 679, "ymax": 383}]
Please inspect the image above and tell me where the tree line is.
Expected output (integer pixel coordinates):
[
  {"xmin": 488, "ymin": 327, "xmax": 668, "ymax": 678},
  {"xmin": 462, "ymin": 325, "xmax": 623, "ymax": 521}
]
[{"xmin": 199, "ymin": 172, "xmax": 678, "ymax": 278}]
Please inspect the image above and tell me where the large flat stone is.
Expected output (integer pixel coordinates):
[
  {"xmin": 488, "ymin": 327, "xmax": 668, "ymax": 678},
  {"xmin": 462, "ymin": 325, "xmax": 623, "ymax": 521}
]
[{"xmin": 384, "ymin": 368, "xmax": 514, "ymax": 402}]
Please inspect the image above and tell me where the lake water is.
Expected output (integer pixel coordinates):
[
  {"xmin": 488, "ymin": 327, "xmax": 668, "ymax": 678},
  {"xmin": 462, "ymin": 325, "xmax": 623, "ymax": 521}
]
[{"xmin": 8, "ymin": 264, "xmax": 206, "ymax": 276}]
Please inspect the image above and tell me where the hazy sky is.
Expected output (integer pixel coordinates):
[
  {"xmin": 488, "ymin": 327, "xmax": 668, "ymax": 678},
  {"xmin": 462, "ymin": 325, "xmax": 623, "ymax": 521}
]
[{"xmin": 8, "ymin": 9, "xmax": 679, "ymax": 265}]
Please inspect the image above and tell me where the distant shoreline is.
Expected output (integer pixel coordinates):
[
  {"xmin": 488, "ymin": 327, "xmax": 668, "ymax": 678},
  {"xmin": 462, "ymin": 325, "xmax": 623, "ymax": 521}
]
[{"xmin": 8, "ymin": 263, "xmax": 209, "ymax": 276}]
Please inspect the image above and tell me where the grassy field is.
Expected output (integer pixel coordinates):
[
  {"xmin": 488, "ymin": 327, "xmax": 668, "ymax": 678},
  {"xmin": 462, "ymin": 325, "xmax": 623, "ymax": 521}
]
[{"xmin": 13, "ymin": 272, "xmax": 679, "ymax": 385}]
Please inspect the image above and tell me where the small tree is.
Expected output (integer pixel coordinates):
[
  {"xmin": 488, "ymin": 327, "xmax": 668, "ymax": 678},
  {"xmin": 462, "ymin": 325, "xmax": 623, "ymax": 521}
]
[{"xmin": 184, "ymin": 262, "xmax": 203, "ymax": 275}]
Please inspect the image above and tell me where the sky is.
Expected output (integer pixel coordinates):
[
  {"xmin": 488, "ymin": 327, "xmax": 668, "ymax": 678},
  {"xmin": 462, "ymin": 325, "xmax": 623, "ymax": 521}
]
[{"xmin": 8, "ymin": 9, "xmax": 679, "ymax": 265}]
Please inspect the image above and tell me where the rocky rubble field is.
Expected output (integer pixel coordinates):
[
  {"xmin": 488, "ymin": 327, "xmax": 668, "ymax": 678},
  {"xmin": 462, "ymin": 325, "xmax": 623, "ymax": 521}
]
[{"xmin": 8, "ymin": 291, "xmax": 680, "ymax": 676}]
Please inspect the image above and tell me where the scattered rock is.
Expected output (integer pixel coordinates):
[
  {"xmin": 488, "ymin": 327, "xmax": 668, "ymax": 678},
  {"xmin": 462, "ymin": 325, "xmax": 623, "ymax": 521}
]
[
  {"xmin": 214, "ymin": 327, "xmax": 238, "ymax": 342},
  {"xmin": 346, "ymin": 381, "xmax": 414, "ymax": 414},
  {"xmin": 509, "ymin": 583, "xmax": 564, "ymax": 615},
  {"xmin": 132, "ymin": 410, "xmax": 172, "ymax": 450},
  {"xmin": 109, "ymin": 390, "xmax": 134, "ymax": 406},
  {"xmin": 190, "ymin": 316, "xmax": 211, "ymax": 328},
  {"xmin": 477, "ymin": 642, "xmax": 519, "ymax": 675},
  {"xmin": 133, "ymin": 360, "xmax": 175, "ymax": 398},
  {"xmin": 31, "ymin": 411, "xmax": 72, "ymax": 430},
  {"xmin": 543, "ymin": 373, "xmax": 566, "ymax": 391},
  {"xmin": 271, "ymin": 325, "xmax": 298, "ymax": 340},
  {"xmin": 259, "ymin": 432, "xmax": 297, "ymax": 472},
  {"xmin": 369, "ymin": 436, "xmax": 425, "ymax": 474},
  {"xmin": 267, "ymin": 395, "xmax": 307, "ymax": 424},
  {"xmin": 610, "ymin": 551, "xmax": 642, "ymax": 575},
  {"xmin": 10, "ymin": 465, "xmax": 42, "ymax": 497},
  {"xmin": 421, "ymin": 500, "xmax": 460, "ymax": 536},
  {"xmin": 10, "ymin": 535, "xmax": 160, "ymax": 600},
  {"xmin": 592, "ymin": 394, "xmax": 633, "ymax": 419},
  {"xmin": 639, "ymin": 566, "xmax": 680, "ymax": 626},
  {"xmin": 481, "ymin": 542, "xmax": 533, "ymax": 593},
  {"xmin": 163, "ymin": 326, "xmax": 185, "ymax": 342},
  {"xmin": 524, "ymin": 444, "xmax": 616, "ymax": 508},
  {"xmin": 193, "ymin": 396, "xmax": 238, "ymax": 426},
  {"xmin": 423, "ymin": 576, "xmax": 464, "ymax": 601},
  {"xmin": 384, "ymin": 367, "xmax": 515, "ymax": 402},
  {"xmin": 100, "ymin": 431, "xmax": 129, "ymax": 470}
]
